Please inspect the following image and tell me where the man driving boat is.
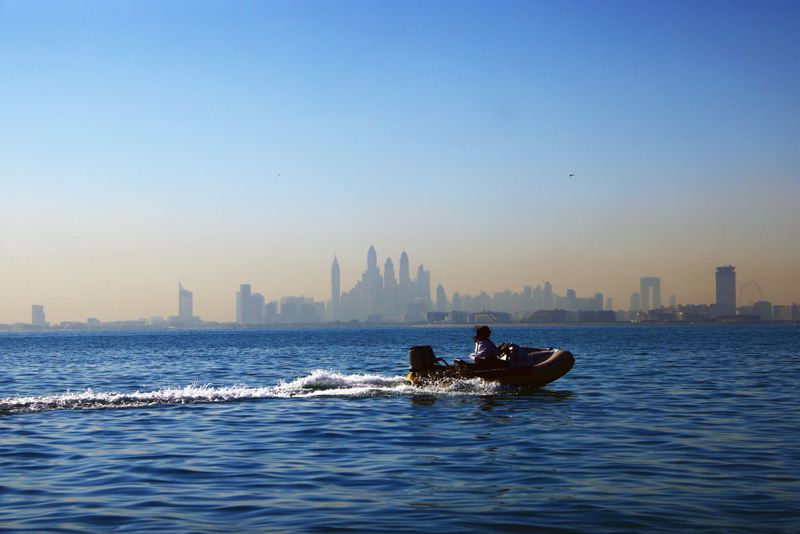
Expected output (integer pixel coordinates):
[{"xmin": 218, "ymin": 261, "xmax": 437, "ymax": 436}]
[{"xmin": 469, "ymin": 325, "xmax": 502, "ymax": 368}]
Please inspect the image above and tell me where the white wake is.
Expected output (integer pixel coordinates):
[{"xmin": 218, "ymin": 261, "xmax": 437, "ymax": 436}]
[{"xmin": 0, "ymin": 369, "xmax": 501, "ymax": 415}]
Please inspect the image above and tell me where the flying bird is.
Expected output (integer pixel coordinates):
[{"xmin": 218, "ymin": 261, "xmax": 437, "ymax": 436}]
[{"xmin": 569, "ymin": 173, "xmax": 575, "ymax": 177}]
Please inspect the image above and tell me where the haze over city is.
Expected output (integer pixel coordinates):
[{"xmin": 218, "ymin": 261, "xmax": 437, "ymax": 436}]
[{"xmin": 2, "ymin": 0, "xmax": 798, "ymax": 324}]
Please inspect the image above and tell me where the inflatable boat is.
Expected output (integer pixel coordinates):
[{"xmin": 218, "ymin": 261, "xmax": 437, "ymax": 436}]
[{"xmin": 407, "ymin": 345, "xmax": 574, "ymax": 387}]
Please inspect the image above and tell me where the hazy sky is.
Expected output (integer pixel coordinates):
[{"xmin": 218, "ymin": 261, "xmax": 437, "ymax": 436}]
[{"xmin": 2, "ymin": 0, "xmax": 798, "ymax": 323}]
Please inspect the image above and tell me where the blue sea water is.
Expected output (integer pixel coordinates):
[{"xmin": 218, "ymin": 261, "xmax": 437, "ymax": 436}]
[{"xmin": 1, "ymin": 325, "xmax": 799, "ymax": 532}]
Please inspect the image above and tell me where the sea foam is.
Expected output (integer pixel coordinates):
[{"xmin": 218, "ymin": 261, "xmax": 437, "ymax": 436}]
[{"xmin": 0, "ymin": 369, "xmax": 500, "ymax": 415}]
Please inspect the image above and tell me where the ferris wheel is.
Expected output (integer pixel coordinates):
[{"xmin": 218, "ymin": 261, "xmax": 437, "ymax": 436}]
[{"xmin": 739, "ymin": 281, "xmax": 763, "ymax": 306}]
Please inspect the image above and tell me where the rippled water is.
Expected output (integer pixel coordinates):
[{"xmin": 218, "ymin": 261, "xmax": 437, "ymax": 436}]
[{"xmin": 2, "ymin": 325, "xmax": 799, "ymax": 532}]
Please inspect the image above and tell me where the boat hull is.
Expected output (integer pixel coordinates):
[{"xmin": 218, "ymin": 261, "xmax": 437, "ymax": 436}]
[{"xmin": 407, "ymin": 348, "xmax": 575, "ymax": 388}]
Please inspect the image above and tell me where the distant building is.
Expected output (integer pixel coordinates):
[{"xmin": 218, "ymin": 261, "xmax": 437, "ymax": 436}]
[
  {"xmin": 447, "ymin": 310, "xmax": 469, "ymax": 324},
  {"xmin": 648, "ymin": 309, "xmax": 677, "ymax": 322},
  {"xmin": 252, "ymin": 293, "xmax": 265, "ymax": 325},
  {"xmin": 629, "ymin": 292, "xmax": 641, "ymax": 312},
  {"xmin": 716, "ymin": 314, "xmax": 760, "ymax": 324},
  {"xmin": 265, "ymin": 300, "xmax": 279, "ymax": 322},
  {"xmin": 31, "ymin": 305, "xmax": 46, "ymax": 327},
  {"xmin": 752, "ymin": 300, "xmax": 773, "ymax": 321},
  {"xmin": 715, "ymin": 266, "xmax": 736, "ymax": 317},
  {"xmin": 331, "ymin": 257, "xmax": 340, "ymax": 321},
  {"xmin": 178, "ymin": 283, "xmax": 193, "ymax": 323},
  {"xmin": 677, "ymin": 304, "xmax": 712, "ymax": 322},
  {"xmin": 383, "ymin": 257, "xmax": 397, "ymax": 319},
  {"xmin": 403, "ymin": 300, "xmax": 428, "ymax": 323},
  {"xmin": 426, "ymin": 311, "xmax": 447, "ymax": 323},
  {"xmin": 280, "ymin": 296, "xmax": 323, "ymax": 323},
  {"xmin": 451, "ymin": 292, "xmax": 463, "ymax": 312},
  {"xmin": 236, "ymin": 284, "xmax": 252, "ymax": 325},
  {"xmin": 473, "ymin": 311, "xmax": 512, "ymax": 323},
  {"xmin": 640, "ymin": 277, "xmax": 661, "ymax": 311},
  {"xmin": 416, "ymin": 264, "xmax": 431, "ymax": 306},
  {"xmin": 364, "ymin": 246, "xmax": 382, "ymax": 317},
  {"xmin": 566, "ymin": 289, "xmax": 576, "ymax": 311},
  {"xmin": 578, "ymin": 310, "xmax": 616, "ymax": 323},
  {"xmin": 773, "ymin": 305, "xmax": 792, "ymax": 321},
  {"xmin": 435, "ymin": 283, "xmax": 448, "ymax": 312},
  {"xmin": 528, "ymin": 309, "xmax": 567, "ymax": 324},
  {"xmin": 399, "ymin": 251, "xmax": 411, "ymax": 311},
  {"xmin": 543, "ymin": 281, "xmax": 553, "ymax": 309}
]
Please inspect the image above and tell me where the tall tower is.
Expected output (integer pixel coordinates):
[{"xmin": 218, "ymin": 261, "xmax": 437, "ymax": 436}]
[
  {"xmin": 543, "ymin": 281, "xmax": 553, "ymax": 309},
  {"xmin": 452, "ymin": 292, "xmax": 463, "ymax": 311},
  {"xmin": 178, "ymin": 283, "xmax": 193, "ymax": 323},
  {"xmin": 384, "ymin": 257, "xmax": 396, "ymax": 288},
  {"xmin": 416, "ymin": 264, "xmax": 431, "ymax": 306},
  {"xmin": 331, "ymin": 257, "xmax": 341, "ymax": 321},
  {"xmin": 367, "ymin": 246, "xmax": 378, "ymax": 273},
  {"xmin": 364, "ymin": 246, "xmax": 382, "ymax": 317},
  {"xmin": 384, "ymin": 257, "xmax": 397, "ymax": 318},
  {"xmin": 237, "ymin": 283, "xmax": 252, "ymax": 325},
  {"xmin": 436, "ymin": 283, "xmax": 448, "ymax": 312},
  {"xmin": 399, "ymin": 252, "xmax": 411, "ymax": 287},
  {"xmin": 640, "ymin": 277, "xmax": 661, "ymax": 311},
  {"xmin": 715, "ymin": 265, "xmax": 736, "ymax": 317},
  {"xmin": 31, "ymin": 305, "xmax": 46, "ymax": 327},
  {"xmin": 398, "ymin": 251, "xmax": 411, "ymax": 311},
  {"xmin": 630, "ymin": 292, "xmax": 641, "ymax": 312}
]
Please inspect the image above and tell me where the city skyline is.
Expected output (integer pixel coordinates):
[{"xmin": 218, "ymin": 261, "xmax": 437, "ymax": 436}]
[
  {"xmin": 2, "ymin": 1, "xmax": 798, "ymax": 323},
  {"xmin": 7, "ymin": 248, "xmax": 798, "ymax": 326},
  {"xmin": 4, "ymin": 246, "xmax": 797, "ymax": 324}
]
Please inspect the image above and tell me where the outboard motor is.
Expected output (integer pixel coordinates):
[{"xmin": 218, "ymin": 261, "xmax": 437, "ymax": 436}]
[{"xmin": 408, "ymin": 345, "xmax": 437, "ymax": 371}]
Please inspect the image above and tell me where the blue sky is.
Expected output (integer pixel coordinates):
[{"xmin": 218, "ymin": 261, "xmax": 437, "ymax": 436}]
[{"xmin": 1, "ymin": 0, "xmax": 798, "ymax": 322}]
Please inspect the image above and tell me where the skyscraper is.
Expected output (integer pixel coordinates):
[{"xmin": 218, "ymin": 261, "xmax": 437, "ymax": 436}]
[
  {"xmin": 251, "ymin": 292, "xmax": 265, "ymax": 325},
  {"xmin": 416, "ymin": 264, "xmax": 431, "ymax": 306},
  {"xmin": 31, "ymin": 304, "xmax": 46, "ymax": 327},
  {"xmin": 364, "ymin": 246, "xmax": 383, "ymax": 317},
  {"xmin": 398, "ymin": 251, "xmax": 411, "ymax": 312},
  {"xmin": 384, "ymin": 257, "xmax": 397, "ymax": 318},
  {"xmin": 715, "ymin": 265, "xmax": 736, "ymax": 316},
  {"xmin": 367, "ymin": 246, "xmax": 378, "ymax": 273},
  {"xmin": 452, "ymin": 292, "xmax": 463, "ymax": 311},
  {"xmin": 178, "ymin": 283, "xmax": 193, "ymax": 323},
  {"xmin": 399, "ymin": 252, "xmax": 411, "ymax": 288},
  {"xmin": 436, "ymin": 283, "xmax": 448, "ymax": 312},
  {"xmin": 543, "ymin": 281, "xmax": 553, "ymax": 309},
  {"xmin": 640, "ymin": 277, "xmax": 661, "ymax": 311},
  {"xmin": 237, "ymin": 283, "xmax": 252, "ymax": 325},
  {"xmin": 630, "ymin": 292, "xmax": 641, "ymax": 312},
  {"xmin": 383, "ymin": 257, "xmax": 396, "ymax": 289},
  {"xmin": 331, "ymin": 257, "xmax": 340, "ymax": 321}
]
